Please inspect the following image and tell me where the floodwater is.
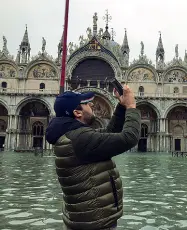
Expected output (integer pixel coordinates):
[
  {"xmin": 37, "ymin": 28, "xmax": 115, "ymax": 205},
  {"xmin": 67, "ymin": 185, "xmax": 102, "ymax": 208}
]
[{"xmin": 0, "ymin": 152, "xmax": 187, "ymax": 230}]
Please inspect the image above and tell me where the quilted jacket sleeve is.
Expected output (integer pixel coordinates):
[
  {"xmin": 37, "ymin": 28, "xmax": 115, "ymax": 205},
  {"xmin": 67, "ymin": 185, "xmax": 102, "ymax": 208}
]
[{"xmin": 66, "ymin": 108, "xmax": 141, "ymax": 163}]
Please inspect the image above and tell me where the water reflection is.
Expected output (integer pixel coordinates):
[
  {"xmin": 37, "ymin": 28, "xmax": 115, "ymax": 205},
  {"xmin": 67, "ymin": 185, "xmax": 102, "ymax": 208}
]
[
  {"xmin": 0, "ymin": 152, "xmax": 63, "ymax": 230},
  {"xmin": 0, "ymin": 152, "xmax": 187, "ymax": 229},
  {"xmin": 115, "ymin": 153, "xmax": 187, "ymax": 229}
]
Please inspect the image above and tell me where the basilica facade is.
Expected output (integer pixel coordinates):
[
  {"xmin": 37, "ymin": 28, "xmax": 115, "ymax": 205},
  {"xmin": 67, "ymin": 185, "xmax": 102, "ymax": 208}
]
[{"xmin": 0, "ymin": 11, "xmax": 187, "ymax": 153}]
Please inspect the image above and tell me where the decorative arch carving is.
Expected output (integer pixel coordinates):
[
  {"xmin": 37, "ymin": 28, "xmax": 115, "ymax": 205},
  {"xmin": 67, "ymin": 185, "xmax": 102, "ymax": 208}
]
[
  {"xmin": 66, "ymin": 51, "xmax": 122, "ymax": 80},
  {"xmin": 164, "ymin": 67, "xmax": 187, "ymax": 83},
  {"xmin": 26, "ymin": 61, "xmax": 59, "ymax": 79},
  {"xmin": 92, "ymin": 96, "xmax": 111, "ymax": 119},
  {"xmin": 0, "ymin": 61, "xmax": 18, "ymax": 78},
  {"xmin": 125, "ymin": 64, "xmax": 157, "ymax": 82},
  {"xmin": 136, "ymin": 101, "xmax": 160, "ymax": 119},
  {"xmin": 166, "ymin": 105, "xmax": 187, "ymax": 134},
  {"xmin": 164, "ymin": 103, "xmax": 187, "ymax": 118},
  {"xmin": 15, "ymin": 97, "xmax": 52, "ymax": 116},
  {"xmin": 167, "ymin": 106, "xmax": 187, "ymax": 120}
]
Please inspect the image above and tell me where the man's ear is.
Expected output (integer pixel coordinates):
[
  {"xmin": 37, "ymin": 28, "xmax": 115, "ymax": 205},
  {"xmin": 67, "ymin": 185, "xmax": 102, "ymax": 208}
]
[{"xmin": 73, "ymin": 109, "xmax": 82, "ymax": 118}]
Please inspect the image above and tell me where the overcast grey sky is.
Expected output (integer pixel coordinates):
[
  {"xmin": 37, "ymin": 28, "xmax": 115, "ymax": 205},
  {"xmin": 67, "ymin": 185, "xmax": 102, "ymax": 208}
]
[{"xmin": 0, "ymin": 0, "xmax": 187, "ymax": 64}]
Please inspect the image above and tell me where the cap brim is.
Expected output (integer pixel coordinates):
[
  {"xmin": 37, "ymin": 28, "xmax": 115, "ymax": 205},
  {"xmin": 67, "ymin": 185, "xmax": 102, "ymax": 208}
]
[{"xmin": 80, "ymin": 92, "xmax": 95, "ymax": 104}]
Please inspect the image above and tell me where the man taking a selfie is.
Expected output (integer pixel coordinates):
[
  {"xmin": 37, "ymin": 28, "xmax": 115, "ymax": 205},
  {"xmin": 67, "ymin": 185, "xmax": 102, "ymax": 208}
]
[{"xmin": 46, "ymin": 84, "xmax": 141, "ymax": 230}]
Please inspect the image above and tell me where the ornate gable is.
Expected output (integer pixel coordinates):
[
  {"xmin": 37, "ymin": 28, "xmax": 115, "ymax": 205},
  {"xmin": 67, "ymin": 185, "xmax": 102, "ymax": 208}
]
[{"xmin": 68, "ymin": 36, "xmax": 119, "ymax": 64}]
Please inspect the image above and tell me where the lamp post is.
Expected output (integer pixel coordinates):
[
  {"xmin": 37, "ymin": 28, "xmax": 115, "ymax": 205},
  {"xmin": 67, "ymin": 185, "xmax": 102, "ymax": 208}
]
[{"xmin": 60, "ymin": 0, "xmax": 70, "ymax": 94}]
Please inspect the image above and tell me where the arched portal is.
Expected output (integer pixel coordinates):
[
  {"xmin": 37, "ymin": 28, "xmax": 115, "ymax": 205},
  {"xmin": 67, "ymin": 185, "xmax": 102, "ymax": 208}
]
[
  {"xmin": 18, "ymin": 101, "xmax": 50, "ymax": 151},
  {"xmin": 137, "ymin": 104, "xmax": 158, "ymax": 152},
  {"xmin": 71, "ymin": 58, "xmax": 115, "ymax": 92},
  {"xmin": 167, "ymin": 106, "xmax": 187, "ymax": 151},
  {"xmin": 0, "ymin": 104, "xmax": 8, "ymax": 150}
]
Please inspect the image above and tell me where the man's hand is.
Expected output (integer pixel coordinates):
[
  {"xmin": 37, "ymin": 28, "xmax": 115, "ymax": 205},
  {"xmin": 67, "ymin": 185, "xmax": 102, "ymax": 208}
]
[{"xmin": 114, "ymin": 85, "xmax": 136, "ymax": 109}]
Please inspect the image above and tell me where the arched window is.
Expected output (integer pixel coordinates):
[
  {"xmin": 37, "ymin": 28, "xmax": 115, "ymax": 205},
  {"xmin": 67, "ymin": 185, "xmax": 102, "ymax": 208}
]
[
  {"xmin": 174, "ymin": 87, "xmax": 179, "ymax": 94},
  {"xmin": 1, "ymin": 82, "xmax": 7, "ymax": 88},
  {"xmin": 139, "ymin": 86, "xmax": 144, "ymax": 96},
  {"xmin": 40, "ymin": 83, "xmax": 45, "ymax": 90},
  {"xmin": 32, "ymin": 121, "xmax": 44, "ymax": 136},
  {"xmin": 141, "ymin": 124, "xmax": 148, "ymax": 138}
]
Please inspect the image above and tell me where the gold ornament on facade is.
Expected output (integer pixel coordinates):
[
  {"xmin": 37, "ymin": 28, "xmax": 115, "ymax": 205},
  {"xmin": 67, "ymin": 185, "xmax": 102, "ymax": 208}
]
[
  {"xmin": 165, "ymin": 69, "xmax": 187, "ymax": 83},
  {"xmin": 28, "ymin": 64, "xmax": 57, "ymax": 79}
]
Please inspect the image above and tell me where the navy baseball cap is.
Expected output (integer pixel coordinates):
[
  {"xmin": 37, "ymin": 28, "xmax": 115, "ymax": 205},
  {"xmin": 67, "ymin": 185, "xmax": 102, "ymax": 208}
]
[{"xmin": 54, "ymin": 91, "xmax": 95, "ymax": 117}]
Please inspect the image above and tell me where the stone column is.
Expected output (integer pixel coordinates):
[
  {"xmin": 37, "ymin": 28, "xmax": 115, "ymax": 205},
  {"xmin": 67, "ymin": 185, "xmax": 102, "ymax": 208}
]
[
  {"xmin": 29, "ymin": 133, "xmax": 32, "ymax": 150},
  {"xmin": 97, "ymin": 80, "xmax": 100, "ymax": 88},
  {"xmin": 150, "ymin": 136, "xmax": 153, "ymax": 152},
  {"xmin": 157, "ymin": 119, "xmax": 160, "ymax": 132},
  {"xmin": 7, "ymin": 115, "xmax": 13, "ymax": 150},
  {"xmin": 9, "ymin": 115, "xmax": 18, "ymax": 150},
  {"xmin": 170, "ymin": 136, "xmax": 173, "ymax": 152},
  {"xmin": 147, "ymin": 136, "xmax": 150, "ymax": 151},
  {"xmin": 156, "ymin": 135, "xmax": 159, "ymax": 152},
  {"xmin": 16, "ymin": 116, "xmax": 20, "ymax": 148},
  {"xmin": 163, "ymin": 119, "xmax": 166, "ymax": 132},
  {"xmin": 166, "ymin": 136, "xmax": 168, "ymax": 152},
  {"xmin": 159, "ymin": 119, "xmax": 164, "ymax": 132},
  {"xmin": 154, "ymin": 136, "xmax": 156, "ymax": 152},
  {"xmin": 163, "ymin": 135, "xmax": 166, "ymax": 152},
  {"xmin": 87, "ymin": 80, "xmax": 90, "ymax": 87},
  {"xmin": 165, "ymin": 118, "xmax": 169, "ymax": 134}
]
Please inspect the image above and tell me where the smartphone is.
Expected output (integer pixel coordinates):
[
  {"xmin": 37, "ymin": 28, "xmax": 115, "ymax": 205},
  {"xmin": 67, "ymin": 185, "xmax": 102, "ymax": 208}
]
[{"xmin": 110, "ymin": 78, "xmax": 123, "ymax": 96}]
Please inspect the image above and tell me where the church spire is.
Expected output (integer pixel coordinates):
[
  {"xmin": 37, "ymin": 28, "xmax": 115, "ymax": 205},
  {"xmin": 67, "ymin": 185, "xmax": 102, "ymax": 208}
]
[
  {"xmin": 102, "ymin": 10, "xmax": 111, "ymax": 40},
  {"xmin": 121, "ymin": 28, "xmax": 129, "ymax": 55},
  {"xmin": 22, "ymin": 25, "xmax": 29, "ymax": 45},
  {"xmin": 156, "ymin": 32, "xmax": 165, "ymax": 69},
  {"xmin": 156, "ymin": 32, "xmax": 164, "ymax": 62},
  {"xmin": 17, "ymin": 25, "xmax": 31, "ymax": 64},
  {"xmin": 121, "ymin": 29, "xmax": 130, "ymax": 67}
]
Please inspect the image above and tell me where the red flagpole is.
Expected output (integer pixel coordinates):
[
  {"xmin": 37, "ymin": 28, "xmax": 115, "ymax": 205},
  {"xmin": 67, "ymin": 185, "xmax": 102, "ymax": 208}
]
[{"xmin": 60, "ymin": 0, "xmax": 70, "ymax": 94}]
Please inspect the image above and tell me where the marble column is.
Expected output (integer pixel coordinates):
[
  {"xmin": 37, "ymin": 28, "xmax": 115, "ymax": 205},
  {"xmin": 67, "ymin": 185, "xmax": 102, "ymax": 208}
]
[
  {"xmin": 157, "ymin": 119, "xmax": 160, "ymax": 132},
  {"xmin": 147, "ymin": 136, "xmax": 150, "ymax": 151},
  {"xmin": 87, "ymin": 80, "xmax": 90, "ymax": 87},
  {"xmin": 97, "ymin": 80, "xmax": 101, "ymax": 88},
  {"xmin": 10, "ymin": 115, "xmax": 19, "ymax": 150},
  {"xmin": 165, "ymin": 118, "xmax": 169, "ymax": 134},
  {"xmin": 16, "ymin": 116, "xmax": 20, "ymax": 149},
  {"xmin": 150, "ymin": 136, "xmax": 154, "ymax": 152},
  {"xmin": 7, "ymin": 115, "xmax": 13, "ymax": 150},
  {"xmin": 156, "ymin": 135, "xmax": 159, "ymax": 152}
]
